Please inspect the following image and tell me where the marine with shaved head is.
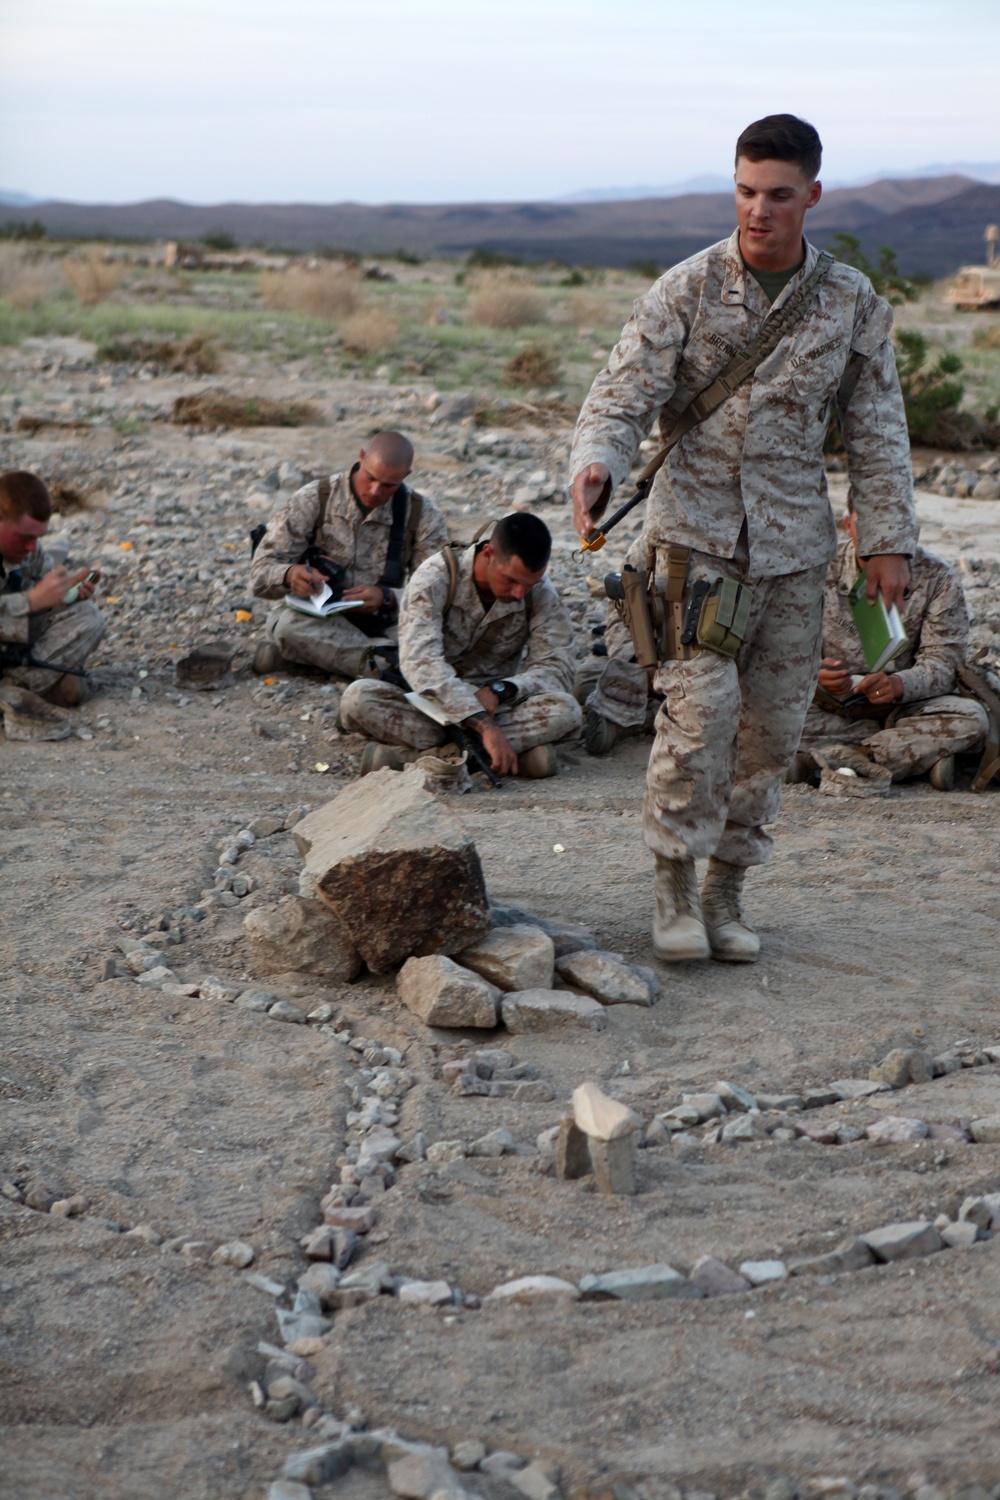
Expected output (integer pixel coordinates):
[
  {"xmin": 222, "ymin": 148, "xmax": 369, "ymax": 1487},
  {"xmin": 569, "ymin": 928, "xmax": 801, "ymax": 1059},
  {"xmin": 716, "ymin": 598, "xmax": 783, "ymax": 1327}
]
[{"xmin": 250, "ymin": 430, "xmax": 448, "ymax": 680}]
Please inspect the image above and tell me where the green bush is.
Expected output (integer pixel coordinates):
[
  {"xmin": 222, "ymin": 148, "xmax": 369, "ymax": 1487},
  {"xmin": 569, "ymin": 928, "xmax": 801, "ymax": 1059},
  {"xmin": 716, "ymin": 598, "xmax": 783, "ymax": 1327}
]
[{"xmin": 827, "ymin": 232, "xmax": 918, "ymax": 307}]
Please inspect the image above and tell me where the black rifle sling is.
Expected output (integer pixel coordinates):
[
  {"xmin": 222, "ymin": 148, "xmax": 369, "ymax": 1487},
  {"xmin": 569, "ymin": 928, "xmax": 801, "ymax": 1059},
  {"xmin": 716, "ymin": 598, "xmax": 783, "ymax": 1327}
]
[
  {"xmin": 377, "ymin": 484, "xmax": 412, "ymax": 590},
  {"xmin": 311, "ymin": 476, "xmax": 332, "ymax": 547}
]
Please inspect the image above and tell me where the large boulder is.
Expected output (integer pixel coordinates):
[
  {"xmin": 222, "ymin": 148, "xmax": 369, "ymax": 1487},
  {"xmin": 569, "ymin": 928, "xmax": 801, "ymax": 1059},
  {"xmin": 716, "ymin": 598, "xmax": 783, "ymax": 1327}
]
[
  {"xmin": 293, "ymin": 768, "xmax": 490, "ymax": 973},
  {"xmin": 243, "ymin": 896, "xmax": 362, "ymax": 981}
]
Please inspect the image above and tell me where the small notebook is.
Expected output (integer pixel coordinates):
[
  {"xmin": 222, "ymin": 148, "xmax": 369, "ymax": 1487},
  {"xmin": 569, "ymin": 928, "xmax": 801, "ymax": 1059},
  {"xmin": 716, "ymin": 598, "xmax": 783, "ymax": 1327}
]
[
  {"xmin": 284, "ymin": 583, "xmax": 364, "ymax": 618},
  {"xmin": 848, "ymin": 573, "xmax": 907, "ymax": 673},
  {"xmin": 404, "ymin": 690, "xmax": 453, "ymax": 726}
]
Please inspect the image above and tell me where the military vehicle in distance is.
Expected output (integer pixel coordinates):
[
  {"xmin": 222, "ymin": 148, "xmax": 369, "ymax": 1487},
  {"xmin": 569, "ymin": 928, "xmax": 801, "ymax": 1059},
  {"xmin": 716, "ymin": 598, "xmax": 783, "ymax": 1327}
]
[{"xmin": 948, "ymin": 224, "xmax": 1000, "ymax": 310}]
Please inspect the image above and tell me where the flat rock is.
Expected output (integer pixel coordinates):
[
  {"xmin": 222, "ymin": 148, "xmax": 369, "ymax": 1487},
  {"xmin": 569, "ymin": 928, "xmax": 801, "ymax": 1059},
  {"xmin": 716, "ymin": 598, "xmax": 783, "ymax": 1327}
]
[
  {"xmin": 589, "ymin": 1134, "xmax": 636, "ymax": 1194},
  {"xmin": 451, "ymin": 1438, "xmax": 487, "ymax": 1470},
  {"xmin": 861, "ymin": 1220, "xmax": 944, "ymax": 1262},
  {"xmin": 831, "ymin": 1078, "xmax": 891, "ymax": 1100},
  {"xmin": 970, "ymin": 1115, "xmax": 1000, "ymax": 1143},
  {"xmin": 690, "ymin": 1255, "xmax": 752, "ymax": 1296},
  {"xmin": 486, "ymin": 1275, "xmax": 580, "ymax": 1305},
  {"xmin": 738, "ymin": 1259, "xmax": 788, "ymax": 1285},
  {"xmin": 210, "ymin": 1239, "xmax": 255, "ymax": 1268},
  {"xmin": 501, "ymin": 989, "xmax": 607, "ymax": 1034},
  {"xmin": 579, "ymin": 1265, "xmax": 702, "ymax": 1301},
  {"xmin": 268, "ymin": 1000, "xmax": 306, "ymax": 1024},
  {"xmin": 555, "ymin": 949, "xmax": 655, "ymax": 1006},
  {"xmin": 721, "ymin": 1114, "xmax": 760, "ymax": 1142},
  {"xmin": 680, "ymin": 1092, "xmax": 725, "ymax": 1122},
  {"xmin": 489, "ymin": 904, "xmax": 597, "ymax": 956},
  {"xmin": 958, "ymin": 1196, "xmax": 994, "ymax": 1228},
  {"xmin": 512, "ymin": 1460, "xmax": 561, "ymax": 1500},
  {"xmin": 283, "ymin": 1442, "xmax": 356, "ymax": 1485},
  {"xmin": 397, "ymin": 1279, "xmax": 453, "ymax": 1306},
  {"xmin": 469, "ymin": 1127, "xmax": 516, "ymax": 1157},
  {"xmin": 322, "ymin": 1204, "xmax": 376, "ymax": 1234},
  {"xmin": 556, "ymin": 1115, "xmax": 591, "ymax": 1179},
  {"xmin": 294, "ymin": 769, "xmax": 489, "ymax": 972},
  {"xmin": 801, "ymin": 1087, "xmax": 840, "ymax": 1109},
  {"xmin": 788, "ymin": 1237, "xmax": 875, "ymax": 1277},
  {"xmin": 756, "ymin": 1093, "xmax": 804, "ymax": 1111},
  {"xmin": 357, "ymin": 1127, "xmax": 402, "ymax": 1171},
  {"xmin": 458, "ymin": 924, "xmax": 555, "ymax": 992},
  {"xmin": 941, "ymin": 1220, "xmax": 983, "ymax": 1249},
  {"xmin": 572, "ymin": 1080, "xmax": 641, "ymax": 1141},
  {"xmin": 865, "ymin": 1116, "xmax": 929, "ymax": 1144},
  {"xmin": 388, "ymin": 1448, "xmax": 462, "ymax": 1498},
  {"xmin": 297, "ymin": 1263, "xmax": 342, "ymax": 1307},
  {"xmin": 397, "ymin": 954, "xmax": 499, "ymax": 1029},
  {"xmin": 243, "ymin": 896, "xmax": 361, "ymax": 981}
]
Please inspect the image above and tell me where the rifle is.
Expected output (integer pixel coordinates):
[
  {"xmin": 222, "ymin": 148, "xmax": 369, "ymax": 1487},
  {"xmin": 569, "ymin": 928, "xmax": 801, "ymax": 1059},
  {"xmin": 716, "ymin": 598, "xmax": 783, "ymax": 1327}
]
[
  {"xmin": 0, "ymin": 642, "xmax": 87, "ymax": 677},
  {"xmin": 369, "ymin": 655, "xmax": 504, "ymax": 788}
]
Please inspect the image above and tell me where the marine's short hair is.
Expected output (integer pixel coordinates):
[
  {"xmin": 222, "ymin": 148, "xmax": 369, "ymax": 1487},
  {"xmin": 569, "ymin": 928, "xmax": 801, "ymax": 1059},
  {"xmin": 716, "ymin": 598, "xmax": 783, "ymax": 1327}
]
[
  {"xmin": 491, "ymin": 512, "xmax": 552, "ymax": 573},
  {"xmin": 364, "ymin": 430, "xmax": 414, "ymax": 470},
  {"xmin": 735, "ymin": 114, "xmax": 822, "ymax": 181},
  {"xmin": 0, "ymin": 469, "xmax": 51, "ymax": 523}
]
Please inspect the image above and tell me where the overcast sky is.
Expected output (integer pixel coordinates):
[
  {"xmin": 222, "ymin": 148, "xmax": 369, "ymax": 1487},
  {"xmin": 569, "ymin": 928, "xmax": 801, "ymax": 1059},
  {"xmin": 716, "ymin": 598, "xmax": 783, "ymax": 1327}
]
[{"xmin": 3, "ymin": 0, "xmax": 998, "ymax": 204}]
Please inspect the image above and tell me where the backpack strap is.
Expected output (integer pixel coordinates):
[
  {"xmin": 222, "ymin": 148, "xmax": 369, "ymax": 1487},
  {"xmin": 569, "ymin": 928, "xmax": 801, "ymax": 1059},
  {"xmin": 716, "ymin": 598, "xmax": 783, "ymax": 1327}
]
[
  {"xmin": 376, "ymin": 484, "xmax": 411, "ymax": 590},
  {"xmin": 402, "ymin": 492, "xmax": 423, "ymax": 571},
  {"xmin": 443, "ymin": 544, "xmax": 459, "ymax": 613},
  {"xmin": 957, "ymin": 662, "xmax": 1000, "ymax": 791},
  {"xmin": 312, "ymin": 476, "xmax": 332, "ymax": 548}
]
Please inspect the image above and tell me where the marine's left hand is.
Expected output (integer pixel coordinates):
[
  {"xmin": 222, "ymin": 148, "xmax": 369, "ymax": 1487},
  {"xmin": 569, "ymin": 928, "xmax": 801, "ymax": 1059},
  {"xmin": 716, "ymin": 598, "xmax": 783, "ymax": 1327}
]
[
  {"xmin": 342, "ymin": 584, "xmax": 388, "ymax": 614},
  {"xmin": 856, "ymin": 670, "xmax": 903, "ymax": 706},
  {"xmin": 864, "ymin": 554, "xmax": 910, "ymax": 609}
]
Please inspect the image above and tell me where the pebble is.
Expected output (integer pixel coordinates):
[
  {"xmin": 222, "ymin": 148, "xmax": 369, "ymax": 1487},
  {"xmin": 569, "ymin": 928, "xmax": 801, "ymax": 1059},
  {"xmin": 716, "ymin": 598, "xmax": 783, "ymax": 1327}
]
[
  {"xmin": 738, "ymin": 1259, "xmax": 788, "ymax": 1285},
  {"xmin": 860, "ymin": 1220, "xmax": 944, "ymax": 1262},
  {"xmin": 679, "ymin": 1092, "xmax": 726, "ymax": 1122},
  {"xmin": 210, "ymin": 1239, "xmax": 255, "ymax": 1268},
  {"xmin": 940, "ymin": 1220, "xmax": 983, "ymax": 1249},
  {"xmin": 396, "ymin": 1279, "xmax": 453, "ymax": 1306},
  {"xmin": 200, "ymin": 975, "xmax": 242, "ymax": 1004},
  {"xmin": 689, "ymin": 1255, "xmax": 751, "ymax": 1296},
  {"xmin": 721, "ymin": 1115, "xmax": 760, "ymax": 1143},
  {"xmin": 788, "ymin": 1237, "xmax": 875, "ymax": 1277},
  {"xmin": 426, "ymin": 1140, "xmax": 466, "ymax": 1163},
  {"xmin": 970, "ymin": 1115, "xmax": 1000, "ymax": 1143},
  {"xmin": 245, "ymin": 1271, "xmax": 286, "ymax": 1296},
  {"xmin": 714, "ymin": 1080, "xmax": 758, "ymax": 1112},
  {"xmin": 830, "ymin": 1078, "xmax": 891, "ymax": 1100},
  {"xmin": 469, "ymin": 1128, "xmax": 517, "ymax": 1157},
  {"xmin": 512, "ymin": 1461, "xmax": 561, "ymax": 1500},
  {"xmin": 865, "ymin": 1116, "xmax": 929, "ymax": 1144},
  {"xmin": 578, "ymin": 1265, "xmax": 702, "ymax": 1302},
  {"xmin": 136, "ymin": 965, "xmax": 177, "ymax": 989},
  {"xmin": 451, "ymin": 1439, "xmax": 486, "ymax": 1470},
  {"xmin": 236, "ymin": 989, "xmax": 279, "ymax": 1013},
  {"xmin": 269, "ymin": 1482, "xmax": 313, "ymax": 1500},
  {"xmin": 276, "ymin": 1309, "xmax": 332, "ymax": 1343}
]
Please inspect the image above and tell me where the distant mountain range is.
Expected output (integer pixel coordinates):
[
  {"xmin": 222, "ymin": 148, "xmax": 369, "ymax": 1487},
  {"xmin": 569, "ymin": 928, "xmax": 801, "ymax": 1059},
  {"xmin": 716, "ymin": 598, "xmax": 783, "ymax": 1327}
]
[
  {"xmin": 560, "ymin": 163, "xmax": 1000, "ymax": 201},
  {"xmin": 3, "ymin": 174, "xmax": 999, "ymax": 277}
]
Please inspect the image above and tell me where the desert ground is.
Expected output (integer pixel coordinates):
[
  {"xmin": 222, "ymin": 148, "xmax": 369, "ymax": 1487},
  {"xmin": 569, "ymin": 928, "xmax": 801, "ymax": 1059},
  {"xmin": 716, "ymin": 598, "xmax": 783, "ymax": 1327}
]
[{"xmin": 1, "ymin": 248, "xmax": 1000, "ymax": 1500}]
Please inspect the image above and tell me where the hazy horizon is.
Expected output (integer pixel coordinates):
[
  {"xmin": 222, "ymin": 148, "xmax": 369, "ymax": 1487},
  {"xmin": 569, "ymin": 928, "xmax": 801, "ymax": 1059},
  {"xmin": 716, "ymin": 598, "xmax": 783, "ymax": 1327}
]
[{"xmin": 3, "ymin": 0, "xmax": 998, "ymax": 205}]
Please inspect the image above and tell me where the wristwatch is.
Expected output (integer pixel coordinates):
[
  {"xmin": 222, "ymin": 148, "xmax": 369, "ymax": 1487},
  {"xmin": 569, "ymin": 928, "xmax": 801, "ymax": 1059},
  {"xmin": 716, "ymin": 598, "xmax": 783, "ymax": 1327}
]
[{"xmin": 489, "ymin": 680, "xmax": 513, "ymax": 703}]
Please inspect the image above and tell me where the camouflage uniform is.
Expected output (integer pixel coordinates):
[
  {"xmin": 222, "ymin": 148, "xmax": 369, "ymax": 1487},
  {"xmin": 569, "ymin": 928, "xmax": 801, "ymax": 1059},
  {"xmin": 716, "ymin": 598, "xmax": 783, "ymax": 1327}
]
[
  {"xmin": 571, "ymin": 230, "xmax": 917, "ymax": 865},
  {"xmin": 249, "ymin": 468, "xmax": 448, "ymax": 679},
  {"xmin": 577, "ymin": 536, "xmax": 657, "ymax": 730},
  {"xmin": 0, "ymin": 546, "xmax": 105, "ymax": 693},
  {"xmin": 340, "ymin": 543, "xmax": 581, "ymax": 750},
  {"xmin": 799, "ymin": 540, "xmax": 987, "ymax": 779}
]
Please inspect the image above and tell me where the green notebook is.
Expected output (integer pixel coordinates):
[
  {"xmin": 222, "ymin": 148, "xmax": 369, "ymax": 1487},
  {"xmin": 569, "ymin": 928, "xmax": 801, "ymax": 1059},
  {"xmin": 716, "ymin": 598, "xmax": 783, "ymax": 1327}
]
[{"xmin": 848, "ymin": 572, "xmax": 908, "ymax": 673}]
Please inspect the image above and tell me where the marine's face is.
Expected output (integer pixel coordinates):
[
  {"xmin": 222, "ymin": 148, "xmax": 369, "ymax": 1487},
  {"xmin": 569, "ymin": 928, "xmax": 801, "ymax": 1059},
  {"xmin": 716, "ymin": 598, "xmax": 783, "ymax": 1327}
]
[
  {"xmin": 480, "ymin": 544, "xmax": 545, "ymax": 603},
  {"xmin": 352, "ymin": 449, "xmax": 411, "ymax": 509},
  {"xmin": 0, "ymin": 512, "xmax": 47, "ymax": 564},
  {"xmin": 734, "ymin": 156, "xmax": 822, "ymax": 271}
]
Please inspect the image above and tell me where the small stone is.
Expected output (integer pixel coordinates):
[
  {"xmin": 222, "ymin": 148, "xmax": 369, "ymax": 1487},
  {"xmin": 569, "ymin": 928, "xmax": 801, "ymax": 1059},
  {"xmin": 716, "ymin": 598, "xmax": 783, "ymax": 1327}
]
[
  {"xmin": 721, "ymin": 1114, "xmax": 760, "ymax": 1142},
  {"xmin": 452, "ymin": 1073, "xmax": 491, "ymax": 1096},
  {"xmin": 788, "ymin": 1237, "xmax": 876, "ymax": 1276},
  {"xmin": 269, "ymin": 1482, "xmax": 313, "ymax": 1500},
  {"xmin": 426, "ymin": 1139, "xmax": 466, "ymax": 1163},
  {"xmin": 388, "ymin": 1448, "xmax": 461, "ymax": 1498},
  {"xmin": 276, "ymin": 1307, "xmax": 333, "ymax": 1344},
  {"xmin": 689, "ymin": 1255, "xmax": 751, "ymax": 1296},
  {"xmin": 680, "ymin": 1092, "xmax": 726, "ymax": 1122},
  {"xmin": 714, "ymin": 1080, "xmax": 758, "ymax": 1112},
  {"xmin": 870, "ymin": 1048, "xmax": 915, "ymax": 1089},
  {"xmin": 940, "ymin": 1220, "xmax": 982, "ymax": 1249},
  {"xmin": 764, "ymin": 1481, "xmax": 797, "ymax": 1500},
  {"xmin": 831, "ymin": 1078, "xmax": 891, "ymax": 1100},
  {"xmin": 501, "ymin": 990, "xmax": 607, "ymax": 1034},
  {"xmin": 756, "ymin": 1093, "xmax": 804, "ymax": 1112},
  {"xmin": 398, "ymin": 954, "xmax": 500, "ymax": 1030},
  {"xmin": 451, "ymin": 1438, "xmax": 486, "ymax": 1470},
  {"xmin": 458, "ymin": 924, "xmax": 555, "ymax": 992},
  {"xmin": 442, "ymin": 1059, "xmax": 473, "ymax": 1084},
  {"xmin": 556, "ymin": 1116, "xmax": 591, "ymax": 1179},
  {"xmin": 322, "ymin": 1204, "xmax": 376, "ymax": 1234},
  {"xmin": 307, "ymin": 1002, "xmax": 335, "ymax": 1023},
  {"xmin": 245, "ymin": 1272, "xmax": 286, "ymax": 1296},
  {"xmin": 136, "ymin": 965, "xmax": 176, "ymax": 989},
  {"xmin": 331, "ymin": 1260, "xmax": 394, "ymax": 1308},
  {"xmin": 397, "ymin": 1279, "xmax": 453, "ymax": 1306},
  {"xmin": 579, "ymin": 1264, "xmax": 702, "ymax": 1302},
  {"xmin": 511, "ymin": 1080, "xmax": 555, "ymax": 1102},
  {"xmin": 486, "ymin": 1275, "xmax": 580, "ymax": 1305},
  {"xmin": 266, "ymin": 1395, "xmax": 301, "ymax": 1422},
  {"xmin": 801, "ymin": 1087, "xmax": 839, "ymax": 1109},
  {"xmin": 589, "ymin": 1135, "xmax": 636, "ymax": 1195},
  {"xmin": 283, "ymin": 1442, "xmax": 355, "ymax": 1485},
  {"xmin": 970, "ymin": 1115, "xmax": 1000, "ymax": 1143},
  {"xmin": 298, "ymin": 1263, "xmax": 342, "ymax": 1307},
  {"xmin": 469, "ymin": 1127, "xmax": 517, "ymax": 1158},
  {"xmin": 125, "ymin": 1222, "xmax": 163, "ymax": 1245},
  {"xmin": 199, "ymin": 975, "xmax": 241, "ymax": 1003},
  {"xmin": 958, "ymin": 1196, "xmax": 993, "ymax": 1228},
  {"xmin": 179, "ymin": 1240, "xmax": 215, "ymax": 1261},
  {"xmin": 926, "ymin": 1122, "xmax": 968, "ymax": 1142},
  {"xmin": 250, "ymin": 814, "xmax": 285, "ymax": 838},
  {"xmin": 512, "ymin": 1460, "xmax": 561, "ymax": 1500},
  {"xmin": 480, "ymin": 1451, "xmax": 526, "ymax": 1476},
  {"xmin": 555, "ymin": 949, "xmax": 655, "ymax": 1006},
  {"xmin": 931, "ymin": 1054, "xmax": 962, "ymax": 1076},
  {"xmin": 396, "ymin": 1133, "xmax": 428, "ymax": 1163},
  {"xmin": 661, "ymin": 1104, "xmax": 701, "ymax": 1127},
  {"xmin": 643, "ymin": 1117, "xmax": 671, "ymax": 1147},
  {"xmin": 211, "ymin": 1240, "xmax": 255, "ymax": 1268},
  {"xmin": 235, "ymin": 989, "xmax": 277, "ymax": 1013},
  {"xmin": 865, "ymin": 1116, "xmax": 929, "ymax": 1144},
  {"xmin": 835, "ymin": 1125, "xmax": 866, "ymax": 1144},
  {"xmin": 268, "ymin": 1000, "xmax": 307, "ymax": 1024},
  {"xmin": 572, "ymin": 1080, "xmax": 641, "ymax": 1141},
  {"xmin": 861, "ymin": 1220, "xmax": 944, "ymax": 1262},
  {"xmin": 738, "ymin": 1259, "xmax": 788, "ymax": 1285}
]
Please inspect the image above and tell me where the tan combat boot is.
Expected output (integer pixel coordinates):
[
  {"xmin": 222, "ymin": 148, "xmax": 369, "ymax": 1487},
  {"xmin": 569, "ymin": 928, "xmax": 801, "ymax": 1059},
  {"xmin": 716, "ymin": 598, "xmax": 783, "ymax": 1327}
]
[
  {"xmin": 652, "ymin": 856, "xmax": 710, "ymax": 962},
  {"xmin": 700, "ymin": 857, "xmax": 760, "ymax": 963}
]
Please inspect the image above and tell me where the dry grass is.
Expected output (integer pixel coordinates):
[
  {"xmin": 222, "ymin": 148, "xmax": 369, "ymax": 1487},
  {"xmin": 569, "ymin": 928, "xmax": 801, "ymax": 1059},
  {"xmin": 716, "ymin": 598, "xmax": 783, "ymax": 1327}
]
[
  {"xmin": 467, "ymin": 272, "xmax": 545, "ymax": 330},
  {"xmin": 972, "ymin": 325, "xmax": 1000, "ymax": 350},
  {"xmin": 101, "ymin": 333, "xmax": 220, "ymax": 373},
  {"xmin": 564, "ymin": 289, "xmax": 610, "ymax": 327},
  {"xmin": 47, "ymin": 478, "xmax": 92, "ymax": 512},
  {"xmin": 340, "ymin": 307, "xmax": 398, "ymax": 355},
  {"xmin": 170, "ymin": 392, "xmax": 321, "ymax": 428},
  {"xmin": 503, "ymin": 344, "xmax": 561, "ymax": 388},
  {"xmin": 258, "ymin": 263, "xmax": 363, "ymax": 321},
  {"xmin": 0, "ymin": 245, "xmax": 63, "ymax": 308},
  {"xmin": 63, "ymin": 249, "xmax": 125, "ymax": 306}
]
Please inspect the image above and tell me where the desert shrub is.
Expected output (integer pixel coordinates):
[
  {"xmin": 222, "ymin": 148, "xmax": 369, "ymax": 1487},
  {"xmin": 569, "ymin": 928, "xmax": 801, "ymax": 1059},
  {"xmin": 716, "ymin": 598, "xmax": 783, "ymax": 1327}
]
[
  {"xmin": 202, "ymin": 229, "xmax": 236, "ymax": 250},
  {"xmin": 564, "ymin": 289, "xmax": 610, "ymax": 327},
  {"xmin": 629, "ymin": 258, "xmax": 661, "ymax": 280},
  {"xmin": 48, "ymin": 478, "xmax": 91, "ymax": 511},
  {"xmin": 503, "ymin": 344, "xmax": 560, "ymax": 388},
  {"xmin": 171, "ymin": 392, "xmax": 320, "ymax": 427},
  {"xmin": 64, "ymin": 249, "xmax": 124, "ymax": 305},
  {"xmin": 466, "ymin": 248, "xmax": 523, "ymax": 270},
  {"xmin": 340, "ymin": 307, "xmax": 398, "ymax": 355},
  {"xmin": 972, "ymin": 325, "xmax": 1000, "ymax": 351},
  {"xmin": 100, "ymin": 332, "xmax": 220, "ymax": 373},
  {"xmin": 0, "ymin": 245, "xmax": 62, "ymax": 307},
  {"xmin": 258, "ymin": 263, "xmax": 363, "ymax": 321},
  {"xmin": 467, "ymin": 272, "xmax": 545, "ymax": 330}
]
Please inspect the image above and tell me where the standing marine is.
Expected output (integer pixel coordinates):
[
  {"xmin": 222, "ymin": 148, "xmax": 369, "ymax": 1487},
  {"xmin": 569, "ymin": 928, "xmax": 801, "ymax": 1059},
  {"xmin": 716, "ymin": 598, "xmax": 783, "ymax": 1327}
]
[{"xmin": 569, "ymin": 114, "xmax": 917, "ymax": 963}]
